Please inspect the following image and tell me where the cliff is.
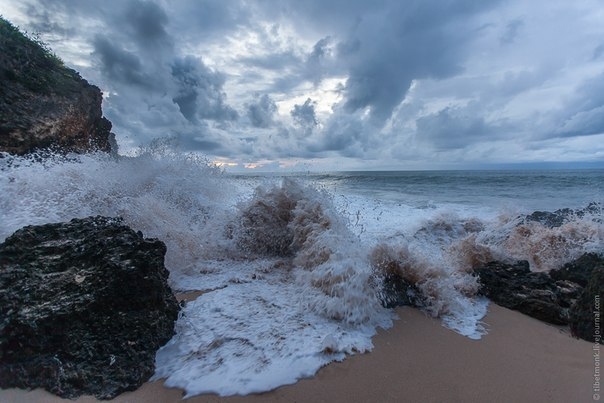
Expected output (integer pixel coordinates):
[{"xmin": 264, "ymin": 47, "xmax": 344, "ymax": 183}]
[{"xmin": 0, "ymin": 17, "xmax": 115, "ymax": 155}]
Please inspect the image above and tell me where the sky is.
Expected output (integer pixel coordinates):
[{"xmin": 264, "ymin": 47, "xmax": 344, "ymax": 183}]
[{"xmin": 2, "ymin": 0, "xmax": 604, "ymax": 171}]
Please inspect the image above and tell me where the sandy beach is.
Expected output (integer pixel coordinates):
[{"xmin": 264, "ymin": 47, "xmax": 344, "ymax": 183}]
[{"xmin": 0, "ymin": 304, "xmax": 594, "ymax": 403}]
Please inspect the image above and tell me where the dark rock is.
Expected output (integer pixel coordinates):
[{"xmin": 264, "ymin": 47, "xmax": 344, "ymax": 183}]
[
  {"xmin": 0, "ymin": 216, "xmax": 179, "ymax": 399},
  {"xmin": 379, "ymin": 273, "xmax": 424, "ymax": 309},
  {"xmin": 368, "ymin": 244, "xmax": 426, "ymax": 309},
  {"xmin": 525, "ymin": 210, "xmax": 570, "ymax": 228},
  {"xmin": 524, "ymin": 203, "xmax": 602, "ymax": 228},
  {"xmin": 475, "ymin": 260, "xmax": 581, "ymax": 325},
  {"xmin": 569, "ymin": 263, "xmax": 604, "ymax": 343},
  {"xmin": 0, "ymin": 17, "xmax": 115, "ymax": 156},
  {"xmin": 475, "ymin": 253, "xmax": 604, "ymax": 343},
  {"xmin": 550, "ymin": 253, "xmax": 604, "ymax": 287}
]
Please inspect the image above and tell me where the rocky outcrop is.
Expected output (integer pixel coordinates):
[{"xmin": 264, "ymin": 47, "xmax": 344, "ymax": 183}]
[
  {"xmin": 524, "ymin": 202, "xmax": 601, "ymax": 228},
  {"xmin": 474, "ymin": 253, "xmax": 604, "ymax": 343},
  {"xmin": 566, "ymin": 260, "xmax": 604, "ymax": 342},
  {"xmin": 0, "ymin": 17, "xmax": 115, "ymax": 155},
  {"xmin": 0, "ymin": 216, "xmax": 179, "ymax": 399},
  {"xmin": 474, "ymin": 260, "xmax": 582, "ymax": 325},
  {"xmin": 550, "ymin": 252, "xmax": 603, "ymax": 287}
]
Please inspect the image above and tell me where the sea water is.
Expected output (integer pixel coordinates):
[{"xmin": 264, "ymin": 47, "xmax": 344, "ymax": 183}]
[{"xmin": 1, "ymin": 150, "xmax": 602, "ymax": 397}]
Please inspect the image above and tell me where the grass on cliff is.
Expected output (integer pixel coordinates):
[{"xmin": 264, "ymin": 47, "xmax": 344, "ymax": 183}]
[{"xmin": 0, "ymin": 16, "xmax": 83, "ymax": 95}]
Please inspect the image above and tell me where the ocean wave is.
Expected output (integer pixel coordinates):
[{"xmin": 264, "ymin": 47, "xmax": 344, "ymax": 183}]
[{"xmin": 1, "ymin": 151, "xmax": 602, "ymax": 396}]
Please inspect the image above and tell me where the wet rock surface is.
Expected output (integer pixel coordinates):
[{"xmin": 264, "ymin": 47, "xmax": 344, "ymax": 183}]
[
  {"xmin": 474, "ymin": 260, "xmax": 580, "ymax": 325},
  {"xmin": 379, "ymin": 273, "xmax": 424, "ymax": 309},
  {"xmin": 524, "ymin": 202, "xmax": 601, "ymax": 228},
  {"xmin": 0, "ymin": 216, "xmax": 179, "ymax": 399},
  {"xmin": 474, "ymin": 253, "xmax": 604, "ymax": 343}
]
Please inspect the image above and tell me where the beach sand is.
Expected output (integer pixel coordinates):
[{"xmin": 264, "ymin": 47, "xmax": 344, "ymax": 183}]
[{"xmin": 0, "ymin": 304, "xmax": 594, "ymax": 403}]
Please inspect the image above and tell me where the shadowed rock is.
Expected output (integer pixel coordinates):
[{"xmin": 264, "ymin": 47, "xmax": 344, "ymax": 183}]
[
  {"xmin": 0, "ymin": 216, "xmax": 179, "ymax": 399},
  {"xmin": 475, "ymin": 253, "xmax": 604, "ymax": 343},
  {"xmin": 474, "ymin": 260, "xmax": 581, "ymax": 325}
]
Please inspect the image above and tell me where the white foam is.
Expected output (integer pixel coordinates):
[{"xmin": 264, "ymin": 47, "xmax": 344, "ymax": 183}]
[{"xmin": 155, "ymin": 263, "xmax": 390, "ymax": 397}]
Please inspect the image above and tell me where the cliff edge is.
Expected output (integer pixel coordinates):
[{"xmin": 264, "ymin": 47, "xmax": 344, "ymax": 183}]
[{"xmin": 0, "ymin": 17, "xmax": 115, "ymax": 155}]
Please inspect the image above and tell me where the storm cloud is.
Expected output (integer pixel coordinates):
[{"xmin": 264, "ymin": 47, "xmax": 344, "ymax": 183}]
[
  {"xmin": 247, "ymin": 94, "xmax": 277, "ymax": 128},
  {"xmin": 2, "ymin": 0, "xmax": 604, "ymax": 168}
]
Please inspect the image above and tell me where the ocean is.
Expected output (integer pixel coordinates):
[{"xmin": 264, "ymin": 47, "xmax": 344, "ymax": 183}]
[{"xmin": 1, "ymin": 150, "xmax": 602, "ymax": 397}]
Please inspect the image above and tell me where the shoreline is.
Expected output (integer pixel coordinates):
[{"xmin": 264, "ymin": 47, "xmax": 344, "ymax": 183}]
[{"xmin": 0, "ymin": 304, "xmax": 593, "ymax": 402}]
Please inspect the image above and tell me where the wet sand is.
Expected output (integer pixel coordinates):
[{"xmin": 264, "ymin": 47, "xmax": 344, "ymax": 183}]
[{"xmin": 0, "ymin": 304, "xmax": 594, "ymax": 403}]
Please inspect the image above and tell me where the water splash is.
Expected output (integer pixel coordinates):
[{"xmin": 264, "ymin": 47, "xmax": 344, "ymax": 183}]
[{"xmin": 2, "ymin": 152, "xmax": 602, "ymax": 397}]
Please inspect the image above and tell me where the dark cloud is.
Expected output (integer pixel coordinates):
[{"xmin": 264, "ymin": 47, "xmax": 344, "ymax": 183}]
[
  {"xmin": 22, "ymin": 4, "xmax": 73, "ymax": 37},
  {"xmin": 121, "ymin": 0, "xmax": 171, "ymax": 50},
  {"xmin": 555, "ymin": 73, "xmax": 604, "ymax": 137},
  {"xmin": 171, "ymin": 56, "xmax": 238, "ymax": 123},
  {"xmin": 593, "ymin": 43, "xmax": 604, "ymax": 60},
  {"xmin": 309, "ymin": 37, "xmax": 332, "ymax": 63},
  {"xmin": 238, "ymin": 36, "xmax": 337, "ymax": 95},
  {"xmin": 305, "ymin": 36, "xmax": 334, "ymax": 83},
  {"xmin": 309, "ymin": 113, "xmax": 365, "ymax": 155},
  {"xmin": 416, "ymin": 106, "xmax": 490, "ymax": 150},
  {"xmin": 173, "ymin": 0, "xmax": 251, "ymax": 39},
  {"xmin": 175, "ymin": 136, "xmax": 224, "ymax": 152},
  {"xmin": 247, "ymin": 94, "xmax": 277, "ymax": 128},
  {"xmin": 337, "ymin": 0, "xmax": 501, "ymax": 123},
  {"xmin": 500, "ymin": 19, "xmax": 524, "ymax": 44},
  {"xmin": 92, "ymin": 35, "xmax": 153, "ymax": 89},
  {"xmin": 291, "ymin": 98, "xmax": 318, "ymax": 128}
]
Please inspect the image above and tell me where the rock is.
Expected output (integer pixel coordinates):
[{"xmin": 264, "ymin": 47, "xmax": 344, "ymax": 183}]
[
  {"xmin": 0, "ymin": 17, "xmax": 115, "ymax": 156},
  {"xmin": 474, "ymin": 260, "xmax": 581, "ymax": 325},
  {"xmin": 379, "ymin": 273, "xmax": 424, "ymax": 308},
  {"xmin": 368, "ymin": 244, "xmax": 425, "ymax": 309},
  {"xmin": 524, "ymin": 210, "xmax": 570, "ymax": 228},
  {"xmin": 524, "ymin": 203, "xmax": 602, "ymax": 228},
  {"xmin": 0, "ymin": 216, "xmax": 179, "ymax": 399},
  {"xmin": 475, "ymin": 253, "xmax": 604, "ymax": 343},
  {"xmin": 569, "ymin": 263, "xmax": 604, "ymax": 343},
  {"xmin": 550, "ymin": 253, "xmax": 604, "ymax": 287}
]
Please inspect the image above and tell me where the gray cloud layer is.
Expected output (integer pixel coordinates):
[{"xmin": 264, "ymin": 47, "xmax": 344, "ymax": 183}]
[{"xmin": 3, "ymin": 0, "xmax": 604, "ymax": 168}]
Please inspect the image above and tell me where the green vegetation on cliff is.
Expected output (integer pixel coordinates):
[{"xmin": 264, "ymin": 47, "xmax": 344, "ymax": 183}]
[{"xmin": 0, "ymin": 16, "xmax": 83, "ymax": 95}]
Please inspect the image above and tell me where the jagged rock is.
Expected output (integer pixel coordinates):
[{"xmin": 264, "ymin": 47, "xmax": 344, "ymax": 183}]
[
  {"xmin": 524, "ymin": 210, "xmax": 570, "ymax": 228},
  {"xmin": 0, "ymin": 216, "xmax": 179, "ymax": 399},
  {"xmin": 550, "ymin": 253, "xmax": 604, "ymax": 287},
  {"xmin": 475, "ymin": 253, "xmax": 604, "ymax": 343},
  {"xmin": 569, "ymin": 263, "xmax": 604, "ymax": 343},
  {"xmin": 475, "ymin": 260, "xmax": 581, "ymax": 325},
  {"xmin": 0, "ymin": 17, "xmax": 115, "ymax": 155},
  {"xmin": 524, "ymin": 202, "xmax": 602, "ymax": 228}
]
